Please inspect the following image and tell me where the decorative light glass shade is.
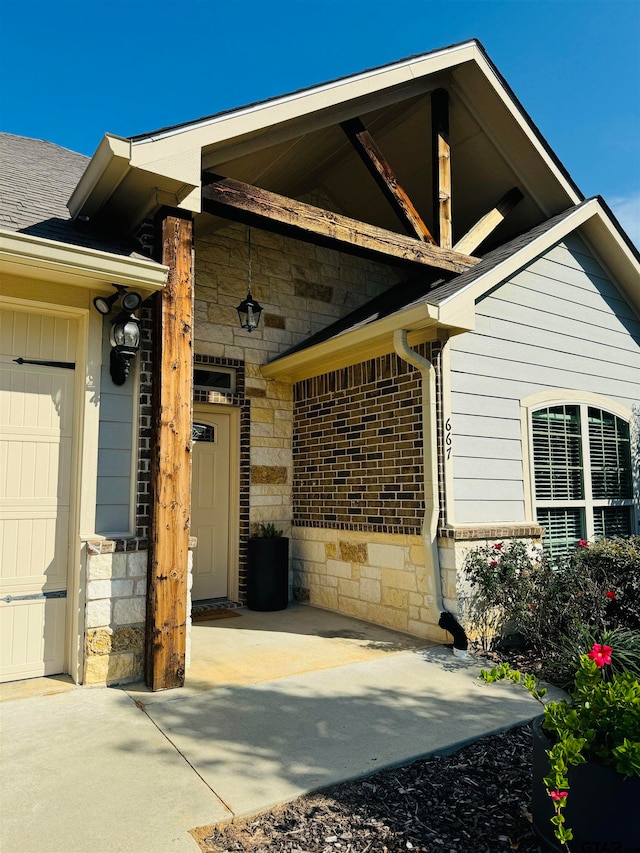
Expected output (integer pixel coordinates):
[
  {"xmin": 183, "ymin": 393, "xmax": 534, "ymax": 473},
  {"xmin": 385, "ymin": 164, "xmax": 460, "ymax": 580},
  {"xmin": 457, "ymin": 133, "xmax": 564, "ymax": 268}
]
[
  {"xmin": 110, "ymin": 318, "xmax": 141, "ymax": 350},
  {"xmin": 236, "ymin": 292, "xmax": 263, "ymax": 332}
]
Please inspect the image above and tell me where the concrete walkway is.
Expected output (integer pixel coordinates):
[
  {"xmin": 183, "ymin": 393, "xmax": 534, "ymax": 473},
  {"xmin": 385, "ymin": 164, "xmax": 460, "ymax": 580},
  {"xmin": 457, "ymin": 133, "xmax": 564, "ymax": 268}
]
[{"xmin": 0, "ymin": 608, "xmax": 543, "ymax": 853}]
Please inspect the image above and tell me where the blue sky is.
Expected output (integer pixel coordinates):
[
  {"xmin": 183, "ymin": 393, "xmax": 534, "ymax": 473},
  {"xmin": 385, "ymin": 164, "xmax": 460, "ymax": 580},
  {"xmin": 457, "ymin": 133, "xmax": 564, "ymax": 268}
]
[{"xmin": 1, "ymin": 0, "xmax": 639, "ymax": 242}]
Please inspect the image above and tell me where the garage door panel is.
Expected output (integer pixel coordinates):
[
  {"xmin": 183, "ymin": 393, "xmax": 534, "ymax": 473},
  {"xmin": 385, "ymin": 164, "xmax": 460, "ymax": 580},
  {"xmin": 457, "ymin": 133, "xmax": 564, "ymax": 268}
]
[
  {"xmin": 0, "ymin": 307, "xmax": 75, "ymax": 682},
  {"xmin": 0, "ymin": 597, "xmax": 66, "ymax": 682},
  {"xmin": 0, "ymin": 438, "xmax": 71, "ymax": 501},
  {"xmin": 1, "ymin": 513, "xmax": 69, "ymax": 590},
  {"xmin": 1, "ymin": 367, "xmax": 73, "ymax": 433}
]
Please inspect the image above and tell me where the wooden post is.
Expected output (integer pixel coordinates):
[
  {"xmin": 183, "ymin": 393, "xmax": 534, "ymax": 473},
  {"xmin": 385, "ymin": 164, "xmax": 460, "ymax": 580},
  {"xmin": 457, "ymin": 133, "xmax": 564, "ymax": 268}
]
[
  {"xmin": 431, "ymin": 89, "xmax": 453, "ymax": 250},
  {"xmin": 145, "ymin": 208, "xmax": 194, "ymax": 691}
]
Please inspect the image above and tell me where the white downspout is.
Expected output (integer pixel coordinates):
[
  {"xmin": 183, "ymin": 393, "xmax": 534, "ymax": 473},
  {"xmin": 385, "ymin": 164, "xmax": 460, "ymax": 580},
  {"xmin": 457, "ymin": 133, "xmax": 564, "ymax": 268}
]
[{"xmin": 393, "ymin": 330, "xmax": 468, "ymax": 656}]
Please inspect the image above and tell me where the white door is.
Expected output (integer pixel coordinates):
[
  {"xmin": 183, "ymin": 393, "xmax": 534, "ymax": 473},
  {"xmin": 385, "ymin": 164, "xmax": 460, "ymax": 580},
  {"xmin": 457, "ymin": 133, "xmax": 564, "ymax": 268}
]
[
  {"xmin": 191, "ymin": 412, "xmax": 230, "ymax": 600},
  {"xmin": 0, "ymin": 308, "xmax": 76, "ymax": 682}
]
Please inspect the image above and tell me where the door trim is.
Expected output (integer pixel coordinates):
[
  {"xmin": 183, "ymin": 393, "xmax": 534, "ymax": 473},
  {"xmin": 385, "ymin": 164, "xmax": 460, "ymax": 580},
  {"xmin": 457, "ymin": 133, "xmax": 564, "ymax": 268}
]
[{"xmin": 192, "ymin": 404, "xmax": 240, "ymax": 601}]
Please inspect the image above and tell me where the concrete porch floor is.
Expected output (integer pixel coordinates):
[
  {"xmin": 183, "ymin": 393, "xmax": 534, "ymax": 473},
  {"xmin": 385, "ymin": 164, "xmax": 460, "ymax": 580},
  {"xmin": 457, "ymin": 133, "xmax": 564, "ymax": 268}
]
[
  {"xmin": 1, "ymin": 603, "xmax": 545, "ymax": 852},
  {"xmin": 182, "ymin": 602, "xmax": 434, "ymax": 694}
]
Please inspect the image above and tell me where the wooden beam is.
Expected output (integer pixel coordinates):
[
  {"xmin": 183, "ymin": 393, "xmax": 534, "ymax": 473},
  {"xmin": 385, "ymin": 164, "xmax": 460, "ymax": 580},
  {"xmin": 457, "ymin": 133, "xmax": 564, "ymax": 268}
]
[
  {"xmin": 146, "ymin": 208, "xmax": 193, "ymax": 692},
  {"xmin": 453, "ymin": 187, "xmax": 524, "ymax": 255},
  {"xmin": 201, "ymin": 173, "xmax": 478, "ymax": 274},
  {"xmin": 431, "ymin": 89, "xmax": 452, "ymax": 250},
  {"xmin": 340, "ymin": 117, "xmax": 436, "ymax": 244}
]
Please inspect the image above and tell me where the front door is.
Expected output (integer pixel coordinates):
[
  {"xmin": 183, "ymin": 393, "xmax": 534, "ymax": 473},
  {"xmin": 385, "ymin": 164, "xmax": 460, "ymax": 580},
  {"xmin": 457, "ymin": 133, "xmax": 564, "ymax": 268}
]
[
  {"xmin": 191, "ymin": 411, "xmax": 231, "ymax": 601},
  {"xmin": 0, "ymin": 308, "xmax": 76, "ymax": 682}
]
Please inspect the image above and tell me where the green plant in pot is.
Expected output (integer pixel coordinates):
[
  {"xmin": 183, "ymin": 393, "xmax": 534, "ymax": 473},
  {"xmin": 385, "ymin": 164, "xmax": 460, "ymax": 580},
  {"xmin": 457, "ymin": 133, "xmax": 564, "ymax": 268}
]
[
  {"xmin": 247, "ymin": 522, "xmax": 289, "ymax": 612},
  {"xmin": 481, "ymin": 644, "xmax": 640, "ymax": 851},
  {"xmin": 532, "ymin": 644, "xmax": 640, "ymax": 851}
]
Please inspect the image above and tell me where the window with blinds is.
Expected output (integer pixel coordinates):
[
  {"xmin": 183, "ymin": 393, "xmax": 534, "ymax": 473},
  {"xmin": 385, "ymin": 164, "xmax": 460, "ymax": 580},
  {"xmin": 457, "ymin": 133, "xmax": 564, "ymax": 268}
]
[
  {"xmin": 537, "ymin": 507, "xmax": 583, "ymax": 558},
  {"xmin": 588, "ymin": 408, "xmax": 632, "ymax": 499},
  {"xmin": 531, "ymin": 403, "xmax": 635, "ymax": 556},
  {"xmin": 532, "ymin": 406, "xmax": 583, "ymax": 501}
]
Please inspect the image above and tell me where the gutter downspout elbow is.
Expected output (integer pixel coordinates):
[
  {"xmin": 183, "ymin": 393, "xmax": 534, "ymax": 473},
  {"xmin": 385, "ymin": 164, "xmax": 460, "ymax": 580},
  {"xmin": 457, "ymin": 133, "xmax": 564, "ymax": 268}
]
[{"xmin": 393, "ymin": 330, "xmax": 468, "ymax": 656}]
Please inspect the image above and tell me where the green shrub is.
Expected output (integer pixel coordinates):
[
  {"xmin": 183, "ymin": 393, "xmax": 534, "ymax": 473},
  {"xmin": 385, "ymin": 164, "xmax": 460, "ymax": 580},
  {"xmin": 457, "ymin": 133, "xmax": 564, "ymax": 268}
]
[
  {"xmin": 462, "ymin": 536, "xmax": 640, "ymax": 660},
  {"xmin": 569, "ymin": 536, "xmax": 640, "ymax": 631}
]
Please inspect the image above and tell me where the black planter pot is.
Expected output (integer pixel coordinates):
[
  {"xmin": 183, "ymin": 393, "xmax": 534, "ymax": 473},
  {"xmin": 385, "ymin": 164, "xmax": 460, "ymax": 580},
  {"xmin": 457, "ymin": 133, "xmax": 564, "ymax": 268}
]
[
  {"xmin": 246, "ymin": 537, "xmax": 289, "ymax": 611},
  {"xmin": 531, "ymin": 715, "xmax": 640, "ymax": 853}
]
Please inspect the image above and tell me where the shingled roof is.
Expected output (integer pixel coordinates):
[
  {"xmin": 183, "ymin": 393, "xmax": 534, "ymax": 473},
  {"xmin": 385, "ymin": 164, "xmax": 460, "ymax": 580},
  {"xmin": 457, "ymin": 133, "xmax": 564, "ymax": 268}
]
[
  {"xmin": 270, "ymin": 202, "xmax": 597, "ymax": 360},
  {"xmin": 0, "ymin": 133, "xmax": 146, "ymax": 258}
]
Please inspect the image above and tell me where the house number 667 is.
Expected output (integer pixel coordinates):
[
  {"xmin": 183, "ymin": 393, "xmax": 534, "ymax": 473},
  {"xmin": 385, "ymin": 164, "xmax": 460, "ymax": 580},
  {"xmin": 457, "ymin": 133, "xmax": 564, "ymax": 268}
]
[{"xmin": 445, "ymin": 418, "xmax": 452, "ymax": 459}]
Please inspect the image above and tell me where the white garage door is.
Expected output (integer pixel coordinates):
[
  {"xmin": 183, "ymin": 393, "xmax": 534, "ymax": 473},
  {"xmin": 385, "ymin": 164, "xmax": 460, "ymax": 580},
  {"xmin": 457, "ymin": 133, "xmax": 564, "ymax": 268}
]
[{"xmin": 0, "ymin": 308, "xmax": 76, "ymax": 682}]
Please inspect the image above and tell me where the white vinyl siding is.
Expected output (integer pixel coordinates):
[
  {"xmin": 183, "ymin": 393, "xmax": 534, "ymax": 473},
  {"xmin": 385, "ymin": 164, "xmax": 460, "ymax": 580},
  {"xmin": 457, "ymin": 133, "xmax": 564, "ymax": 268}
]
[
  {"xmin": 95, "ymin": 321, "xmax": 136, "ymax": 536},
  {"xmin": 449, "ymin": 234, "xmax": 640, "ymax": 526}
]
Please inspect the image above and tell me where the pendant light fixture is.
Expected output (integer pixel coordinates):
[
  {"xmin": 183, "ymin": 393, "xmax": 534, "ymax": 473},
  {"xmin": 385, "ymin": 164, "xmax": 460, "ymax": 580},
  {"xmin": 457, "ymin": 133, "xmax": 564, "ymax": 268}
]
[{"xmin": 236, "ymin": 226, "xmax": 263, "ymax": 332}]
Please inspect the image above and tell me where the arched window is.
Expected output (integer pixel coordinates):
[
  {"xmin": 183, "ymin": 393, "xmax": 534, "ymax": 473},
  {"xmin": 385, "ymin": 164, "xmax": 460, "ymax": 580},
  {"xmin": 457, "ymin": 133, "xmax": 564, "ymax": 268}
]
[{"xmin": 531, "ymin": 404, "xmax": 634, "ymax": 557}]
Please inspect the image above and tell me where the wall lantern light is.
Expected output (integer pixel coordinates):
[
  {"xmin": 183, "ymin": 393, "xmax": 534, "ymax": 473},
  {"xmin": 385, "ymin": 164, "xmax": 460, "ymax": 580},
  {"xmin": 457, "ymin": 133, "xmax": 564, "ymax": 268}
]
[
  {"xmin": 236, "ymin": 227, "xmax": 262, "ymax": 332},
  {"xmin": 93, "ymin": 284, "xmax": 143, "ymax": 385}
]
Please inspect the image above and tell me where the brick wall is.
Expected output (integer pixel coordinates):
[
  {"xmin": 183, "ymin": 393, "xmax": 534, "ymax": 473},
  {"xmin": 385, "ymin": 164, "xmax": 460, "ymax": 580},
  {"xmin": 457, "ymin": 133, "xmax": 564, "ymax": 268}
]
[{"xmin": 293, "ymin": 347, "xmax": 447, "ymax": 533}]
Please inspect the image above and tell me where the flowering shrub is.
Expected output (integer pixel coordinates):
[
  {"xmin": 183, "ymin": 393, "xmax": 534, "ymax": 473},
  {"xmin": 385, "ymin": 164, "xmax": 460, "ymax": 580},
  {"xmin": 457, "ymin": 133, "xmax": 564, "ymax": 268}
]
[
  {"xmin": 461, "ymin": 536, "xmax": 640, "ymax": 664},
  {"xmin": 569, "ymin": 536, "xmax": 640, "ymax": 631},
  {"xmin": 546, "ymin": 624, "xmax": 640, "ymax": 687}
]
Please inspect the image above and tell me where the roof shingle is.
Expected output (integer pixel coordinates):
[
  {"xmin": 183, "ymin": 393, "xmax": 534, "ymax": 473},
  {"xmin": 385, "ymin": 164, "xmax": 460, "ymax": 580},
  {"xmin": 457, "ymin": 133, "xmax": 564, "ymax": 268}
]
[{"xmin": 0, "ymin": 133, "xmax": 146, "ymax": 258}]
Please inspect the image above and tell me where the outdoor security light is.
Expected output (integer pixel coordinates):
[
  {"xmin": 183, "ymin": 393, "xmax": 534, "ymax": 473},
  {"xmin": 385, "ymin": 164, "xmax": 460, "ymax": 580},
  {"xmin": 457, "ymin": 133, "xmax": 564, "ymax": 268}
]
[{"xmin": 93, "ymin": 284, "xmax": 143, "ymax": 385}]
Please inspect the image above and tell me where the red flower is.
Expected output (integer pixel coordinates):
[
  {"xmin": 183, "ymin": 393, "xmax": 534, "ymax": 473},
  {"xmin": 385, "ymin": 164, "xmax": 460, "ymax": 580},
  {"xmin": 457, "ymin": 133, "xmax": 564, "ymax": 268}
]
[
  {"xmin": 529, "ymin": 604, "xmax": 535, "ymax": 611},
  {"xmin": 606, "ymin": 590, "xmax": 616, "ymax": 600},
  {"xmin": 588, "ymin": 643, "xmax": 612, "ymax": 668},
  {"xmin": 493, "ymin": 542, "xmax": 503, "ymax": 550},
  {"xmin": 490, "ymin": 560, "xmax": 498, "ymax": 568},
  {"xmin": 549, "ymin": 790, "xmax": 568, "ymax": 802},
  {"xmin": 577, "ymin": 539, "xmax": 589, "ymax": 548}
]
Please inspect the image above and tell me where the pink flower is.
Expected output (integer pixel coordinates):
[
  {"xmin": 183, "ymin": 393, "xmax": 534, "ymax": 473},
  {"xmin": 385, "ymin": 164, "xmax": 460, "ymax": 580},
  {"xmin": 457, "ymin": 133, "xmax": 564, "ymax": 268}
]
[
  {"xmin": 588, "ymin": 643, "xmax": 612, "ymax": 668},
  {"xmin": 490, "ymin": 560, "xmax": 498, "ymax": 568},
  {"xmin": 549, "ymin": 790, "xmax": 568, "ymax": 801},
  {"xmin": 577, "ymin": 539, "xmax": 589, "ymax": 548},
  {"xmin": 606, "ymin": 590, "xmax": 616, "ymax": 600},
  {"xmin": 493, "ymin": 542, "xmax": 503, "ymax": 550}
]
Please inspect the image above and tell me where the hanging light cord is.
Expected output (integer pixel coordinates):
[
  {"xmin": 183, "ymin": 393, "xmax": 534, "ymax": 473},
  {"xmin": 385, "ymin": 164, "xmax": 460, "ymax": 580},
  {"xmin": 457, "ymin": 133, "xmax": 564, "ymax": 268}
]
[{"xmin": 247, "ymin": 225, "xmax": 252, "ymax": 298}]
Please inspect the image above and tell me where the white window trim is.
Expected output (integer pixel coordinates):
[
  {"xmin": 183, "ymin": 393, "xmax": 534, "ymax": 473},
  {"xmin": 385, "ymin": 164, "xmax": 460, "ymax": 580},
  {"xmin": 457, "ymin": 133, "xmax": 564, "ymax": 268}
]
[{"xmin": 520, "ymin": 390, "xmax": 638, "ymax": 542}]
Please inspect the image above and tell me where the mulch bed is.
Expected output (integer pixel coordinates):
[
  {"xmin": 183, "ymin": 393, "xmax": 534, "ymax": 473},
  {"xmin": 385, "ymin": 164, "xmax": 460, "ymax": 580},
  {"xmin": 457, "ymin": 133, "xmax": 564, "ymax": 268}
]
[{"xmin": 196, "ymin": 724, "xmax": 542, "ymax": 853}]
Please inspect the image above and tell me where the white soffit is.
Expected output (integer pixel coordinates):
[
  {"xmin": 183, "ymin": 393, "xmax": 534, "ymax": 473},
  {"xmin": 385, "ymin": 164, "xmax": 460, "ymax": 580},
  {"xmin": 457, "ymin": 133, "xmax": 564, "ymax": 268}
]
[{"xmin": 70, "ymin": 40, "xmax": 582, "ymax": 221}]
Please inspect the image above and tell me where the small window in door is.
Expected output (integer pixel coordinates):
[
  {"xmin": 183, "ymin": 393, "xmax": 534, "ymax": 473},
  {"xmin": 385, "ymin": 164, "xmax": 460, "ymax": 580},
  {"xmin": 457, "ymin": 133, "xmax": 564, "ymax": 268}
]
[
  {"xmin": 193, "ymin": 366, "xmax": 235, "ymax": 394},
  {"xmin": 192, "ymin": 423, "xmax": 216, "ymax": 443}
]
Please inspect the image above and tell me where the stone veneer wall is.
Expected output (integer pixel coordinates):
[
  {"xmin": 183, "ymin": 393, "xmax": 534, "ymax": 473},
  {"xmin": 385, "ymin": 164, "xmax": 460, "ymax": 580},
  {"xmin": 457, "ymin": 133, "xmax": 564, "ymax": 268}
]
[
  {"xmin": 292, "ymin": 529, "xmax": 452, "ymax": 641},
  {"xmin": 83, "ymin": 539, "xmax": 195, "ymax": 685},
  {"xmin": 194, "ymin": 215, "xmax": 400, "ymax": 546}
]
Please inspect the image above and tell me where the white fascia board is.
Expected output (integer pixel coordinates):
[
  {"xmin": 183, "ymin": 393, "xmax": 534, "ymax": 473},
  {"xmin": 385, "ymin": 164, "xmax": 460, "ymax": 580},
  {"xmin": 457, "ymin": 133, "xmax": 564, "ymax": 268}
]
[
  {"xmin": 0, "ymin": 229, "xmax": 168, "ymax": 293},
  {"xmin": 262, "ymin": 301, "xmax": 458, "ymax": 382},
  {"xmin": 435, "ymin": 201, "xmax": 607, "ymax": 309},
  {"xmin": 470, "ymin": 50, "xmax": 582, "ymax": 207},
  {"xmin": 129, "ymin": 43, "xmax": 477, "ymax": 165},
  {"xmin": 67, "ymin": 134, "xmax": 131, "ymax": 219}
]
